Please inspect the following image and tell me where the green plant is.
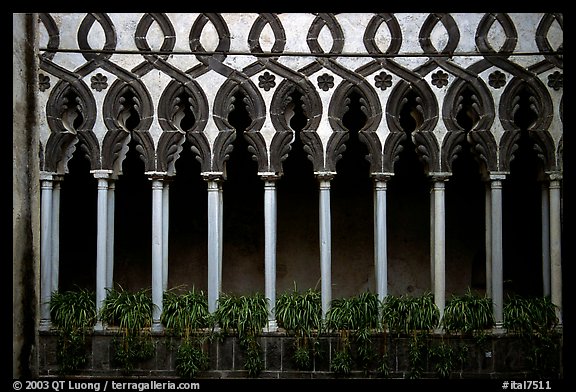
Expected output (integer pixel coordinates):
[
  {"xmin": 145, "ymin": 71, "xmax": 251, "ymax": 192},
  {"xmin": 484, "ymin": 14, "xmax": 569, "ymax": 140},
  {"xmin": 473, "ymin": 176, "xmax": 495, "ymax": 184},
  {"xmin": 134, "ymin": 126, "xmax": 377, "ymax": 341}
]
[
  {"xmin": 274, "ymin": 284, "xmax": 323, "ymax": 370},
  {"xmin": 49, "ymin": 287, "xmax": 97, "ymax": 374},
  {"xmin": 162, "ymin": 286, "xmax": 212, "ymax": 337},
  {"xmin": 326, "ymin": 291, "xmax": 380, "ymax": 375},
  {"xmin": 161, "ymin": 287, "xmax": 212, "ymax": 378},
  {"xmin": 503, "ymin": 295, "xmax": 560, "ymax": 377},
  {"xmin": 428, "ymin": 340, "xmax": 468, "ymax": 379},
  {"xmin": 175, "ymin": 339, "xmax": 210, "ymax": 379},
  {"xmin": 381, "ymin": 293, "xmax": 440, "ymax": 378},
  {"xmin": 441, "ymin": 288, "xmax": 494, "ymax": 335},
  {"xmin": 381, "ymin": 292, "xmax": 440, "ymax": 335},
  {"xmin": 99, "ymin": 285, "xmax": 155, "ymax": 371},
  {"xmin": 213, "ymin": 292, "xmax": 268, "ymax": 377}
]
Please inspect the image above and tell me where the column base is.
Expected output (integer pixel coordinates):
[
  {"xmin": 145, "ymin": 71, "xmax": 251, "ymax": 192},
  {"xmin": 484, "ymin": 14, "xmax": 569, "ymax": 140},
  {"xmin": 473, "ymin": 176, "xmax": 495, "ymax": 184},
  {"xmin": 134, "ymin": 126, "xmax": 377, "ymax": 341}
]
[
  {"xmin": 151, "ymin": 321, "xmax": 164, "ymax": 333},
  {"xmin": 265, "ymin": 320, "xmax": 278, "ymax": 333},
  {"xmin": 39, "ymin": 319, "xmax": 52, "ymax": 332},
  {"xmin": 93, "ymin": 321, "xmax": 105, "ymax": 332}
]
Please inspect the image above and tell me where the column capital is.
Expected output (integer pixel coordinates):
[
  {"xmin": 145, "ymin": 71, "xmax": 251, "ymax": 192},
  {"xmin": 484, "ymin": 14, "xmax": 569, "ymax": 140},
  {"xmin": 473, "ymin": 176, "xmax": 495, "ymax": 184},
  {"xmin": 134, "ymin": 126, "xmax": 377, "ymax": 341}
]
[
  {"xmin": 314, "ymin": 171, "xmax": 336, "ymax": 181},
  {"xmin": 429, "ymin": 172, "xmax": 451, "ymax": 182},
  {"xmin": 546, "ymin": 172, "xmax": 562, "ymax": 182},
  {"xmin": 145, "ymin": 171, "xmax": 168, "ymax": 180},
  {"xmin": 39, "ymin": 171, "xmax": 56, "ymax": 181},
  {"xmin": 201, "ymin": 171, "xmax": 225, "ymax": 182},
  {"xmin": 485, "ymin": 172, "xmax": 508, "ymax": 182},
  {"xmin": 259, "ymin": 172, "xmax": 281, "ymax": 182},
  {"xmin": 371, "ymin": 172, "xmax": 394, "ymax": 182},
  {"xmin": 90, "ymin": 169, "xmax": 114, "ymax": 179}
]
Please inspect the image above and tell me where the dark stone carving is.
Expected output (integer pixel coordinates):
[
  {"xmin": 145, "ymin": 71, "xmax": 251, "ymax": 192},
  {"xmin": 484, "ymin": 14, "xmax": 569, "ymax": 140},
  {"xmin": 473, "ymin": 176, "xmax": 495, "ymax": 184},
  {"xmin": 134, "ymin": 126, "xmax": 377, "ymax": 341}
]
[
  {"xmin": 39, "ymin": 74, "xmax": 51, "ymax": 92},
  {"xmin": 90, "ymin": 73, "xmax": 108, "ymax": 92}
]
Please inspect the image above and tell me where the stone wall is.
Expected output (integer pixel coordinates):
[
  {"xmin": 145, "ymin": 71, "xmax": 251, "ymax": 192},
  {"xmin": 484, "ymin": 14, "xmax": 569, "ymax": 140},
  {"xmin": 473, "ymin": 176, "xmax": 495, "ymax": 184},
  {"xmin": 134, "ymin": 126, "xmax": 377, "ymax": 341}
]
[{"xmin": 38, "ymin": 331, "xmax": 563, "ymax": 379}]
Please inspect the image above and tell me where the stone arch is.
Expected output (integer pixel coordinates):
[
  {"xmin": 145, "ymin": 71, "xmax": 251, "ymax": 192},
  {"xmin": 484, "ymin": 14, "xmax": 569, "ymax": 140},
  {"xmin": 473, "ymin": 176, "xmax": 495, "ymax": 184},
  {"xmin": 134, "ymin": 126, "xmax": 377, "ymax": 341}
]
[
  {"xmin": 441, "ymin": 78, "xmax": 496, "ymax": 174},
  {"xmin": 269, "ymin": 78, "xmax": 322, "ymax": 175},
  {"xmin": 157, "ymin": 80, "xmax": 209, "ymax": 175},
  {"xmin": 44, "ymin": 81, "xmax": 98, "ymax": 172},
  {"xmin": 499, "ymin": 77, "xmax": 554, "ymax": 172},
  {"xmin": 102, "ymin": 80, "xmax": 155, "ymax": 173},
  {"xmin": 387, "ymin": 79, "xmax": 440, "ymax": 174},
  {"xmin": 327, "ymin": 79, "xmax": 383, "ymax": 174},
  {"xmin": 212, "ymin": 77, "xmax": 265, "ymax": 174}
]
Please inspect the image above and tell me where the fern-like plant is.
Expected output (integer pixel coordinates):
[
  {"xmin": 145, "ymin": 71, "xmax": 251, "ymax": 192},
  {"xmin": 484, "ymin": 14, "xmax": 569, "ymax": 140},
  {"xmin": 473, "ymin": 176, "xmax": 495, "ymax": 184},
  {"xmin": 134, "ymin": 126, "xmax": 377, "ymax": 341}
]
[
  {"xmin": 504, "ymin": 294, "xmax": 560, "ymax": 377},
  {"xmin": 274, "ymin": 283, "xmax": 323, "ymax": 370},
  {"xmin": 49, "ymin": 287, "xmax": 97, "ymax": 374},
  {"xmin": 99, "ymin": 285, "xmax": 155, "ymax": 371},
  {"xmin": 161, "ymin": 286, "xmax": 212, "ymax": 378},
  {"xmin": 213, "ymin": 292, "xmax": 268, "ymax": 377}
]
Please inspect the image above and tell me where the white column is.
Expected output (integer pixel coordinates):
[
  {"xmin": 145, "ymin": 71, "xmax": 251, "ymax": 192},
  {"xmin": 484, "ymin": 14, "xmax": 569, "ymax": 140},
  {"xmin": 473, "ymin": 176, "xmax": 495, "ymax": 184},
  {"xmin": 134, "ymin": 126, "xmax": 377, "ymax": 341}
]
[
  {"xmin": 162, "ymin": 181, "xmax": 170, "ymax": 292},
  {"xmin": 51, "ymin": 176, "xmax": 63, "ymax": 296},
  {"xmin": 39, "ymin": 173, "xmax": 54, "ymax": 330},
  {"xmin": 431, "ymin": 174, "xmax": 449, "ymax": 321},
  {"xmin": 317, "ymin": 173, "xmax": 334, "ymax": 318},
  {"xmin": 373, "ymin": 174, "xmax": 391, "ymax": 302},
  {"xmin": 489, "ymin": 173, "xmax": 506, "ymax": 328},
  {"xmin": 262, "ymin": 174, "xmax": 279, "ymax": 331},
  {"xmin": 485, "ymin": 182, "xmax": 492, "ymax": 298},
  {"xmin": 106, "ymin": 180, "xmax": 115, "ymax": 289},
  {"xmin": 430, "ymin": 183, "xmax": 435, "ymax": 294},
  {"xmin": 205, "ymin": 176, "xmax": 223, "ymax": 314},
  {"xmin": 541, "ymin": 182, "xmax": 551, "ymax": 297},
  {"xmin": 549, "ymin": 174, "xmax": 562, "ymax": 324},
  {"xmin": 149, "ymin": 174, "xmax": 165, "ymax": 332},
  {"xmin": 92, "ymin": 170, "xmax": 112, "ymax": 331}
]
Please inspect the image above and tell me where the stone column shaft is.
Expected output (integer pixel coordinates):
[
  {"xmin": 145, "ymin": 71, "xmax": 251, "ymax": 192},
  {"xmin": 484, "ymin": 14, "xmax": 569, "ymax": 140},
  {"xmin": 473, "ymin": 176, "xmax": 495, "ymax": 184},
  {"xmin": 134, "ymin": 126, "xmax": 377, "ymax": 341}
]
[
  {"xmin": 92, "ymin": 170, "xmax": 112, "ymax": 330},
  {"xmin": 549, "ymin": 175, "xmax": 562, "ymax": 324},
  {"xmin": 263, "ymin": 175, "xmax": 279, "ymax": 331},
  {"xmin": 489, "ymin": 174, "xmax": 506, "ymax": 327},
  {"xmin": 541, "ymin": 183, "xmax": 551, "ymax": 297},
  {"xmin": 106, "ymin": 181, "xmax": 115, "ymax": 289},
  {"xmin": 150, "ymin": 175, "xmax": 165, "ymax": 332},
  {"xmin": 431, "ymin": 175, "xmax": 448, "ymax": 320},
  {"xmin": 206, "ymin": 178, "xmax": 223, "ymax": 314},
  {"xmin": 162, "ymin": 183, "xmax": 170, "ymax": 292},
  {"xmin": 318, "ymin": 173, "xmax": 334, "ymax": 318},
  {"xmin": 373, "ymin": 175, "xmax": 390, "ymax": 302},
  {"xmin": 51, "ymin": 178, "xmax": 62, "ymax": 294},
  {"xmin": 39, "ymin": 174, "xmax": 54, "ymax": 330},
  {"xmin": 485, "ymin": 183, "xmax": 492, "ymax": 297}
]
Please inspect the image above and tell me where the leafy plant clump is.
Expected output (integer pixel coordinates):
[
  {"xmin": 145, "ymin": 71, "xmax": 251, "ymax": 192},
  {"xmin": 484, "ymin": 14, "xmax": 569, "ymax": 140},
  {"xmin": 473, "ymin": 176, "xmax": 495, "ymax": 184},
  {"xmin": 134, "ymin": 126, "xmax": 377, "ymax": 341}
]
[
  {"xmin": 213, "ymin": 292, "xmax": 268, "ymax": 377},
  {"xmin": 49, "ymin": 287, "xmax": 97, "ymax": 374},
  {"xmin": 504, "ymin": 294, "xmax": 560, "ymax": 377},
  {"xmin": 274, "ymin": 284, "xmax": 323, "ymax": 370},
  {"xmin": 99, "ymin": 285, "xmax": 155, "ymax": 371},
  {"xmin": 326, "ymin": 291, "xmax": 381, "ymax": 375},
  {"xmin": 162, "ymin": 287, "xmax": 212, "ymax": 378}
]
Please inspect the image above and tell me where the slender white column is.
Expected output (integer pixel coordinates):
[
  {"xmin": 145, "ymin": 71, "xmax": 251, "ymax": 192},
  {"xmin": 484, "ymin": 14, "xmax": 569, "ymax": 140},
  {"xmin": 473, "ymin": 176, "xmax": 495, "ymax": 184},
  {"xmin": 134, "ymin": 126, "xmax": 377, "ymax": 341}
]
[
  {"xmin": 39, "ymin": 173, "xmax": 54, "ymax": 330},
  {"xmin": 106, "ymin": 180, "xmax": 115, "ymax": 289},
  {"xmin": 541, "ymin": 182, "xmax": 551, "ymax": 297},
  {"xmin": 489, "ymin": 173, "xmax": 506, "ymax": 328},
  {"xmin": 162, "ymin": 181, "xmax": 170, "ymax": 292},
  {"xmin": 485, "ymin": 182, "xmax": 492, "ymax": 298},
  {"xmin": 317, "ymin": 173, "xmax": 334, "ymax": 318},
  {"xmin": 218, "ymin": 183, "xmax": 223, "ymax": 295},
  {"xmin": 262, "ymin": 174, "xmax": 279, "ymax": 331},
  {"xmin": 430, "ymin": 183, "xmax": 435, "ymax": 293},
  {"xmin": 51, "ymin": 176, "xmax": 63, "ymax": 295},
  {"xmin": 373, "ymin": 174, "xmax": 391, "ymax": 302},
  {"xmin": 549, "ymin": 174, "xmax": 562, "ymax": 324},
  {"xmin": 431, "ymin": 175, "xmax": 449, "ymax": 321},
  {"xmin": 149, "ymin": 174, "xmax": 165, "ymax": 332},
  {"xmin": 205, "ymin": 176, "xmax": 223, "ymax": 314},
  {"xmin": 92, "ymin": 170, "xmax": 112, "ymax": 331}
]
